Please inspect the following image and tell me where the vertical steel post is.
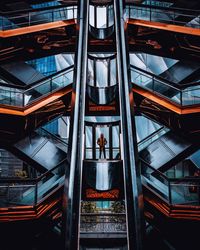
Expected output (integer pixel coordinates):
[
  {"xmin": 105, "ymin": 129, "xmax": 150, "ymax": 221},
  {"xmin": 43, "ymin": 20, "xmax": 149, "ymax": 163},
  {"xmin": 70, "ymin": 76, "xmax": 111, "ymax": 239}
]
[
  {"xmin": 62, "ymin": 0, "xmax": 89, "ymax": 249},
  {"xmin": 114, "ymin": 1, "xmax": 145, "ymax": 249}
]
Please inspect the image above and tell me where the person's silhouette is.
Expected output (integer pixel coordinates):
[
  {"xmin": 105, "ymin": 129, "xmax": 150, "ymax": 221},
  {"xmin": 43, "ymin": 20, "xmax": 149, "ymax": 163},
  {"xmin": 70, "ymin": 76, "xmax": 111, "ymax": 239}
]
[{"xmin": 97, "ymin": 133, "xmax": 107, "ymax": 159}]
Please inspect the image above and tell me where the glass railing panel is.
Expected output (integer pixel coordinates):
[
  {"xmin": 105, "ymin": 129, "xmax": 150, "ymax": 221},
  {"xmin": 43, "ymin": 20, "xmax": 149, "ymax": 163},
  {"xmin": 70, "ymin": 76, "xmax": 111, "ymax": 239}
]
[
  {"xmin": 24, "ymin": 79, "xmax": 52, "ymax": 105},
  {"xmin": 0, "ymin": 16, "xmax": 18, "ymax": 30},
  {"xmin": 138, "ymin": 127, "xmax": 169, "ymax": 152},
  {"xmin": 29, "ymin": 11, "xmax": 51, "ymax": 25},
  {"xmin": 131, "ymin": 68, "xmax": 153, "ymax": 89},
  {"xmin": 95, "ymin": 148, "xmax": 118, "ymax": 160},
  {"xmin": 36, "ymin": 175, "xmax": 65, "ymax": 203},
  {"xmin": 85, "ymin": 148, "xmax": 92, "ymax": 159},
  {"xmin": 170, "ymin": 181, "xmax": 200, "ymax": 205},
  {"xmin": 187, "ymin": 15, "xmax": 200, "ymax": 29},
  {"xmin": 85, "ymin": 147, "xmax": 120, "ymax": 160},
  {"xmin": 153, "ymin": 78, "xmax": 181, "ymax": 104},
  {"xmin": 0, "ymin": 67, "xmax": 73, "ymax": 107},
  {"xmin": 0, "ymin": 159, "xmax": 67, "ymax": 208},
  {"xmin": 36, "ymin": 162, "xmax": 66, "ymax": 203},
  {"xmin": 131, "ymin": 67, "xmax": 184, "ymax": 105},
  {"xmin": 141, "ymin": 161, "xmax": 170, "ymax": 202},
  {"xmin": 152, "ymin": 8, "xmax": 177, "ymax": 24},
  {"xmin": 128, "ymin": 6, "xmax": 151, "ymax": 21},
  {"xmin": 113, "ymin": 148, "xmax": 120, "ymax": 159},
  {"xmin": 52, "ymin": 70, "xmax": 74, "ymax": 88},
  {"xmin": 0, "ymin": 86, "xmax": 23, "ymax": 106},
  {"xmin": 37, "ymin": 127, "xmax": 68, "ymax": 152},
  {"xmin": 0, "ymin": 186, "xmax": 9, "ymax": 207},
  {"xmin": 182, "ymin": 86, "xmax": 200, "ymax": 106},
  {"xmin": 23, "ymin": 68, "xmax": 73, "ymax": 106},
  {"xmin": 6, "ymin": 184, "xmax": 36, "ymax": 206},
  {"xmin": 0, "ymin": 6, "xmax": 77, "ymax": 31},
  {"xmin": 126, "ymin": 5, "xmax": 200, "ymax": 29}
]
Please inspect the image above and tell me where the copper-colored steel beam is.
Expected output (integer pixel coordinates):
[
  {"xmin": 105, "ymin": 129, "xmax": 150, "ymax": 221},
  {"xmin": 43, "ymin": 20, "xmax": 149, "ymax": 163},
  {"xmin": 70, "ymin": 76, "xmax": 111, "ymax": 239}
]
[
  {"xmin": 133, "ymin": 86, "xmax": 200, "ymax": 115},
  {"xmin": 128, "ymin": 19, "xmax": 200, "ymax": 36},
  {"xmin": 0, "ymin": 19, "xmax": 76, "ymax": 38},
  {"xmin": 0, "ymin": 85, "xmax": 72, "ymax": 116}
]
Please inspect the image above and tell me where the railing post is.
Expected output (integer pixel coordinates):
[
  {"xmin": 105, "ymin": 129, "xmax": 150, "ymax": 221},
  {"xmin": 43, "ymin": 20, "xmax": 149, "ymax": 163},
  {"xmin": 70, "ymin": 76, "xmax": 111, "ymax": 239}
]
[
  {"xmin": 9, "ymin": 90, "xmax": 12, "ymax": 105},
  {"xmin": 2, "ymin": 16, "xmax": 4, "ymax": 31},
  {"xmin": 180, "ymin": 90, "xmax": 183, "ymax": 106},
  {"xmin": 153, "ymin": 76, "xmax": 155, "ymax": 92},
  {"xmin": 22, "ymin": 92, "xmax": 25, "ymax": 107},
  {"xmin": 150, "ymin": 3, "xmax": 152, "ymax": 21},
  {"xmin": 7, "ymin": 184, "xmax": 10, "ymax": 205},
  {"xmin": 114, "ymin": 1, "xmax": 145, "ymax": 249},
  {"xmin": 168, "ymin": 179, "xmax": 172, "ymax": 205},
  {"xmin": 50, "ymin": 79, "xmax": 53, "ymax": 92},
  {"xmin": 28, "ymin": 12, "xmax": 31, "ymax": 26},
  {"xmin": 34, "ymin": 182, "xmax": 38, "ymax": 206}
]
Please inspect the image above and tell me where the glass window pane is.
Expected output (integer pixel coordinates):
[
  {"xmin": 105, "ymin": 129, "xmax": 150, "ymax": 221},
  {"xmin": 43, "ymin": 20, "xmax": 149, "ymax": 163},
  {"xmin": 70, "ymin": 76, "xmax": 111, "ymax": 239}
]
[
  {"xmin": 97, "ymin": 7, "xmax": 107, "ymax": 28},
  {"xmin": 96, "ymin": 61, "xmax": 108, "ymax": 87},
  {"xmin": 110, "ymin": 59, "xmax": 117, "ymax": 85},
  {"xmin": 89, "ymin": 5, "xmax": 94, "ymax": 26},
  {"xmin": 88, "ymin": 59, "xmax": 94, "ymax": 85},
  {"xmin": 85, "ymin": 126, "xmax": 93, "ymax": 159},
  {"xmin": 108, "ymin": 5, "xmax": 114, "ymax": 26},
  {"xmin": 112, "ymin": 126, "xmax": 120, "ymax": 159}
]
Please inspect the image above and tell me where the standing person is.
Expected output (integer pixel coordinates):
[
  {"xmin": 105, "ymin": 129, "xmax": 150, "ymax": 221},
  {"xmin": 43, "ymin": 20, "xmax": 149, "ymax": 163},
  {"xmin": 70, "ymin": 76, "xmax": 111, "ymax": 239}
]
[{"xmin": 97, "ymin": 133, "xmax": 107, "ymax": 159}]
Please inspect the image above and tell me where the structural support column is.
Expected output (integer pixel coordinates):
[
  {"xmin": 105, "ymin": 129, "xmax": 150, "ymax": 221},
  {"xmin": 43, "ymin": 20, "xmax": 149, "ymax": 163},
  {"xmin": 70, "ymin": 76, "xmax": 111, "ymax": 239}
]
[
  {"xmin": 62, "ymin": 0, "xmax": 89, "ymax": 249},
  {"xmin": 114, "ymin": 1, "xmax": 145, "ymax": 249}
]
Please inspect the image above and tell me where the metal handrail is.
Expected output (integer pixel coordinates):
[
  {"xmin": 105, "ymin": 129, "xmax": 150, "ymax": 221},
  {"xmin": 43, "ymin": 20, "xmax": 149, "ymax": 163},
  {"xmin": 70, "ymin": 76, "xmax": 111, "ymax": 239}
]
[
  {"xmin": 140, "ymin": 157, "xmax": 200, "ymax": 183},
  {"xmin": 0, "ymin": 4, "xmax": 77, "ymax": 16},
  {"xmin": 138, "ymin": 126, "xmax": 165, "ymax": 145},
  {"xmin": 0, "ymin": 65, "xmax": 74, "ymax": 91},
  {"xmin": 126, "ymin": 3, "xmax": 200, "ymax": 18},
  {"xmin": 0, "ymin": 157, "xmax": 68, "ymax": 184},
  {"xmin": 0, "ymin": 5, "xmax": 77, "ymax": 32},
  {"xmin": 131, "ymin": 65, "xmax": 178, "ymax": 88},
  {"xmin": 131, "ymin": 65, "xmax": 200, "ymax": 106},
  {"xmin": 0, "ymin": 66, "xmax": 74, "ymax": 107},
  {"xmin": 38, "ymin": 127, "xmax": 68, "ymax": 146},
  {"xmin": 140, "ymin": 157, "xmax": 169, "ymax": 180}
]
